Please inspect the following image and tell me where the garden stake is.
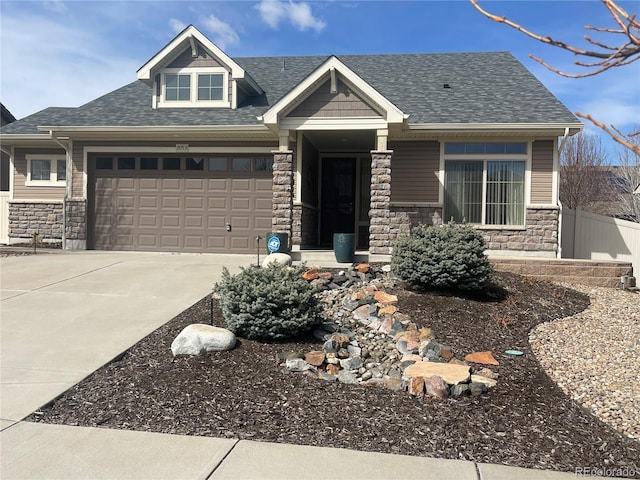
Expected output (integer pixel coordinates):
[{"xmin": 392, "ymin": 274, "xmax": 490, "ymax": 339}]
[{"xmin": 255, "ymin": 235, "xmax": 262, "ymax": 267}]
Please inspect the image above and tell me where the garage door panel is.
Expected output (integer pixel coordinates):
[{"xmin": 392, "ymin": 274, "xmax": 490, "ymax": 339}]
[{"xmin": 93, "ymin": 158, "xmax": 272, "ymax": 253}]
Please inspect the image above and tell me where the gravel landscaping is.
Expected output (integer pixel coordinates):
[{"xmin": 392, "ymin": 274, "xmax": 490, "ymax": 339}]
[{"xmin": 27, "ymin": 269, "xmax": 640, "ymax": 477}]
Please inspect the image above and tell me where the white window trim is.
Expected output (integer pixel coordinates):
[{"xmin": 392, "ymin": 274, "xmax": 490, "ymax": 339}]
[
  {"xmin": 26, "ymin": 155, "xmax": 67, "ymax": 187},
  {"xmin": 157, "ymin": 67, "xmax": 230, "ymax": 109},
  {"xmin": 443, "ymin": 144, "xmax": 530, "ymax": 227}
]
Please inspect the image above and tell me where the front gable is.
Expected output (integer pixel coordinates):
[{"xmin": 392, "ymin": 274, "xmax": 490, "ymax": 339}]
[{"xmin": 261, "ymin": 56, "xmax": 406, "ymax": 129}]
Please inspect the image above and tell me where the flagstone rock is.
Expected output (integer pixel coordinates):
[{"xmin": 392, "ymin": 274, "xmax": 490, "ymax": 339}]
[
  {"xmin": 302, "ymin": 268, "xmax": 319, "ymax": 281},
  {"xmin": 171, "ymin": 324, "xmax": 236, "ymax": 356},
  {"xmin": 374, "ymin": 291, "xmax": 398, "ymax": 305},
  {"xmin": 476, "ymin": 368, "xmax": 499, "ymax": 380},
  {"xmin": 404, "ymin": 361, "xmax": 471, "ymax": 385},
  {"xmin": 407, "ymin": 376, "xmax": 425, "ymax": 395},
  {"xmin": 285, "ymin": 358, "xmax": 310, "ymax": 372},
  {"xmin": 326, "ymin": 364, "xmax": 340, "ymax": 375},
  {"xmin": 304, "ymin": 351, "xmax": 326, "ymax": 367},
  {"xmin": 471, "ymin": 374, "xmax": 498, "ymax": 388},
  {"xmin": 465, "ymin": 351, "xmax": 500, "ymax": 366},
  {"xmin": 419, "ymin": 328, "xmax": 434, "ymax": 342},
  {"xmin": 378, "ymin": 305, "xmax": 397, "ymax": 316},
  {"xmin": 355, "ymin": 263, "xmax": 370, "ymax": 273}
]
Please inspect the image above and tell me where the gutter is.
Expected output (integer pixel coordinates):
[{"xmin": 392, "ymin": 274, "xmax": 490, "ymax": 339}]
[
  {"xmin": 556, "ymin": 128, "xmax": 572, "ymax": 260},
  {"xmin": 408, "ymin": 122, "xmax": 583, "ymax": 133},
  {"xmin": 49, "ymin": 130, "xmax": 72, "ymax": 250}
]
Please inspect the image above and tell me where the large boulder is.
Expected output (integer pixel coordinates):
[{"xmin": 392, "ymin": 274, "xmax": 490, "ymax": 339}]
[
  {"xmin": 262, "ymin": 253, "xmax": 292, "ymax": 267},
  {"xmin": 171, "ymin": 324, "xmax": 236, "ymax": 356}
]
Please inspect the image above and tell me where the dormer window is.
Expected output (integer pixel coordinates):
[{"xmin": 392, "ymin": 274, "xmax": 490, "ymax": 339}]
[
  {"xmin": 157, "ymin": 67, "xmax": 230, "ymax": 108},
  {"xmin": 198, "ymin": 74, "xmax": 224, "ymax": 101}
]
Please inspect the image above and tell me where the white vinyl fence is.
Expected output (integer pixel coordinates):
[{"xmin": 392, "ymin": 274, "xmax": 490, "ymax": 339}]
[
  {"xmin": 561, "ymin": 208, "xmax": 640, "ymax": 275},
  {"xmin": 0, "ymin": 191, "xmax": 9, "ymax": 244}
]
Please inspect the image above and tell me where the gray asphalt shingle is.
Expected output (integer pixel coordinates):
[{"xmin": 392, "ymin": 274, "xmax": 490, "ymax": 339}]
[{"xmin": 1, "ymin": 51, "xmax": 579, "ymax": 135}]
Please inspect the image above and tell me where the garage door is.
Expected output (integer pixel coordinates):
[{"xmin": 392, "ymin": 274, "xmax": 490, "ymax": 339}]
[{"xmin": 90, "ymin": 155, "xmax": 273, "ymax": 253}]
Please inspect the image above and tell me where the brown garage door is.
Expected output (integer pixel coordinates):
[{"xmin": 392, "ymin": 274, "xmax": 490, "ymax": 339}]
[{"xmin": 90, "ymin": 155, "xmax": 273, "ymax": 253}]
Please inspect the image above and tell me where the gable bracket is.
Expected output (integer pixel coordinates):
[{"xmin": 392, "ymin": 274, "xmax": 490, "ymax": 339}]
[
  {"xmin": 189, "ymin": 36, "xmax": 197, "ymax": 57},
  {"xmin": 330, "ymin": 67, "xmax": 337, "ymax": 94}
]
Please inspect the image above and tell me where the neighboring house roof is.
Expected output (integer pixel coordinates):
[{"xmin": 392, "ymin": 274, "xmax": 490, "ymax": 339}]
[
  {"xmin": 1, "ymin": 50, "xmax": 579, "ymax": 135},
  {"xmin": 1, "ymin": 103, "xmax": 17, "ymax": 125}
]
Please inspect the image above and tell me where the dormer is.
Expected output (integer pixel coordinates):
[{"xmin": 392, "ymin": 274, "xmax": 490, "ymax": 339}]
[{"xmin": 137, "ymin": 25, "xmax": 262, "ymax": 110}]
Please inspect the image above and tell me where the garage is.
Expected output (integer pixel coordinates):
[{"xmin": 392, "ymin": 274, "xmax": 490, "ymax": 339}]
[{"xmin": 89, "ymin": 154, "xmax": 273, "ymax": 253}]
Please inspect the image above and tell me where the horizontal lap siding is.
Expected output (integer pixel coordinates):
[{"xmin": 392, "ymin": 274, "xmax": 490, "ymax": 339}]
[
  {"xmin": 287, "ymin": 79, "xmax": 380, "ymax": 118},
  {"xmin": 389, "ymin": 141, "xmax": 440, "ymax": 203},
  {"xmin": 72, "ymin": 142, "xmax": 84, "ymax": 198},
  {"xmin": 531, "ymin": 140, "xmax": 554, "ymax": 204},
  {"xmin": 13, "ymin": 148, "xmax": 66, "ymax": 200}
]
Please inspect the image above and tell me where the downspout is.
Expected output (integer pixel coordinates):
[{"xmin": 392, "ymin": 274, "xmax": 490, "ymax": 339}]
[
  {"xmin": 50, "ymin": 131, "xmax": 70, "ymax": 249},
  {"xmin": 556, "ymin": 128, "xmax": 570, "ymax": 259}
]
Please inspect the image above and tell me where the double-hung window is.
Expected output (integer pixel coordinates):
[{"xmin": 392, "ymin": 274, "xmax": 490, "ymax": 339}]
[
  {"xmin": 197, "ymin": 74, "xmax": 224, "ymax": 101},
  {"xmin": 443, "ymin": 143, "xmax": 527, "ymax": 226},
  {"xmin": 165, "ymin": 74, "xmax": 191, "ymax": 101},
  {"xmin": 27, "ymin": 155, "xmax": 66, "ymax": 186},
  {"xmin": 160, "ymin": 68, "xmax": 229, "ymax": 107}
]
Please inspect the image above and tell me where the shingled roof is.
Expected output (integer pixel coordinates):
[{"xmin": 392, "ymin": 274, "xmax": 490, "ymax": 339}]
[{"xmin": 1, "ymin": 51, "xmax": 579, "ymax": 135}]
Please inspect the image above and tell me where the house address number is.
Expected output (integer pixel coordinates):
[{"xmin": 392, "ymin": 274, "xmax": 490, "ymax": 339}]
[{"xmin": 176, "ymin": 144, "xmax": 189, "ymax": 153}]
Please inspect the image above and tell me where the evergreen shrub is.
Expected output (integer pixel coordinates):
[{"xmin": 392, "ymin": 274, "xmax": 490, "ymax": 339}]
[
  {"xmin": 391, "ymin": 223, "xmax": 492, "ymax": 291},
  {"xmin": 215, "ymin": 264, "xmax": 322, "ymax": 341}
]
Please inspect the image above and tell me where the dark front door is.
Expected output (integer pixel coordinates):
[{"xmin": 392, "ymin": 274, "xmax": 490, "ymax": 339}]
[{"xmin": 320, "ymin": 157, "xmax": 356, "ymax": 245}]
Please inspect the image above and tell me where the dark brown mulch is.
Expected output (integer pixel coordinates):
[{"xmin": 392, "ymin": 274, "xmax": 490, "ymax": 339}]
[{"xmin": 28, "ymin": 271, "xmax": 640, "ymax": 476}]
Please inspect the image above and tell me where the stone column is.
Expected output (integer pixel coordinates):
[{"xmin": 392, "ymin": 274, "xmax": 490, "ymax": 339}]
[
  {"xmin": 272, "ymin": 150, "xmax": 294, "ymax": 243},
  {"xmin": 369, "ymin": 150, "xmax": 393, "ymax": 255},
  {"xmin": 64, "ymin": 198, "xmax": 87, "ymax": 250}
]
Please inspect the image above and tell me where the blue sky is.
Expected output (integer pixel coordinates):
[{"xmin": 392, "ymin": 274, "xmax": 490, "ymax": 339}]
[{"xmin": 1, "ymin": 0, "xmax": 638, "ymax": 158}]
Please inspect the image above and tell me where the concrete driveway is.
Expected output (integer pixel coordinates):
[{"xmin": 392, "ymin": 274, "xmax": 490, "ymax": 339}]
[{"xmin": 0, "ymin": 251, "xmax": 251, "ymax": 423}]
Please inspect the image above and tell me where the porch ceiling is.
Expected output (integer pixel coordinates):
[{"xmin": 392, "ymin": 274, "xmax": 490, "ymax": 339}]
[{"xmin": 303, "ymin": 130, "xmax": 375, "ymax": 151}]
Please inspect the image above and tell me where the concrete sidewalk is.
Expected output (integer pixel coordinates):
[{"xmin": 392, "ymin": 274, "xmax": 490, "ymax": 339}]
[
  {"xmin": 1, "ymin": 422, "xmax": 589, "ymax": 480},
  {"xmin": 0, "ymin": 251, "xmax": 609, "ymax": 480}
]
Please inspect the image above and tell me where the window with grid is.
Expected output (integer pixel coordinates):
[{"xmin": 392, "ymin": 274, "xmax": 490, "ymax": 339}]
[
  {"xmin": 165, "ymin": 74, "xmax": 191, "ymax": 101},
  {"xmin": 197, "ymin": 74, "xmax": 224, "ymax": 101}
]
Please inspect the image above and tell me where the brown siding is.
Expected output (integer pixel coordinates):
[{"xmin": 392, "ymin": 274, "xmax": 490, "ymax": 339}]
[
  {"xmin": 531, "ymin": 140, "xmax": 554, "ymax": 204},
  {"xmin": 72, "ymin": 141, "xmax": 84, "ymax": 198},
  {"xmin": 287, "ymin": 78, "xmax": 380, "ymax": 118},
  {"xmin": 389, "ymin": 141, "xmax": 440, "ymax": 203},
  {"xmin": 13, "ymin": 148, "xmax": 66, "ymax": 200},
  {"xmin": 166, "ymin": 46, "xmax": 223, "ymax": 68}
]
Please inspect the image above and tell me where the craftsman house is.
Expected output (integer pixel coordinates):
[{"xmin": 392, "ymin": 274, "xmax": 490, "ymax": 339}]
[{"xmin": 0, "ymin": 25, "xmax": 582, "ymax": 256}]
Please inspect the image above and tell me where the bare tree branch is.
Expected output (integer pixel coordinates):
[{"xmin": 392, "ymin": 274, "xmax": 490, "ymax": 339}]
[
  {"xmin": 576, "ymin": 113, "xmax": 640, "ymax": 155},
  {"xmin": 470, "ymin": 0, "xmax": 640, "ymax": 75},
  {"xmin": 615, "ymin": 131, "xmax": 640, "ymax": 222}
]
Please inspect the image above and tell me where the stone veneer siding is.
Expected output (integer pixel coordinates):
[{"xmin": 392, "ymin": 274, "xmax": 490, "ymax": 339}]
[
  {"xmin": 292, "ymin": 204, "xmax": 318, "ymax": 247},
  {"xmin": 8, "ymin": 201, "xmax": 63, "ymax": 240},
  {"xmin": 369, "ymin": 151, "xmax": 392, "ymax": 254},
  {"xmin": 64, "ymin": 199, "xmax": 87, "ymax": 244},
  {"xmin": 272, "ymin": 151, "xmax": 294, "ymax": 242},
  {"xmin": 482, "ymin": 207, "xmax": 559, "ymax": 253}
]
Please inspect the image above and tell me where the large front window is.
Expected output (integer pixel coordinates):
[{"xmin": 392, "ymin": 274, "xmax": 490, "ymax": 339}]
[{"xmin": 443, "ymin": 143, "xmax": 526, "ymax": 226}]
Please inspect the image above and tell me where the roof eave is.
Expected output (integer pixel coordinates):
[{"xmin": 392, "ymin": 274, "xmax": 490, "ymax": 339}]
[{"xmin": 408, "ymin": 122, "xmax": 583, "ymax": 136}]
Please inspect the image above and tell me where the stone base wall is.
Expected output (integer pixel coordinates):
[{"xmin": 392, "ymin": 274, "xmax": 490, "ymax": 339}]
[
  {"xmin": 491, "ymin": 258, "xmax": 633, "ymax": 288},
  {"xmin": 387, "ymin": 206, "xmax": 442, "ymax": 244},
  {"xmin": 369, "ymin": 151, "xmax": 392, "ymax": 254},
  {"xmin": 272, "ymin": 151, "xmax": 294, "ymax": 241},
  {"xmin": 64, "ymin": 198, "xmax": 87, "ymax": 249},
  {"xmin": 482, "ymin": 208, "xmax": 558, "ymax": 254},
  {"xmin": 293, "ymin": 204, "xmax": 318, "ymax": 247},
  {"xmin": 8, "ymin": 201, "xmax": 63, "ymax": 240}
]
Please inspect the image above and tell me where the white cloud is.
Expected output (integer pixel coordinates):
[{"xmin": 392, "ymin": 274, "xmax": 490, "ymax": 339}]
[
  {"xmin": 0, "ymin": 13, "xmax": 139, "ymax": 119},
  {"xmin": 169, "ymin": 18, "xmax": 188, "ymax": 34},
  {"xmin": 256, "ymin": 0, "xmax": 326, "ymax": 33},
  {"xmin": 201, "ymin": 14, "xmax": 240, "ymax": 49},
  {"xmin": 43, "ymin": 1, "xmax": 67, "ymax": 14}
]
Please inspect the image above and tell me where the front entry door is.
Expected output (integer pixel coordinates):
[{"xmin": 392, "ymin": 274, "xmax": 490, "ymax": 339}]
[{"xmin": 320, "ymin": 157, "xmax": 356, "ymax": 245}]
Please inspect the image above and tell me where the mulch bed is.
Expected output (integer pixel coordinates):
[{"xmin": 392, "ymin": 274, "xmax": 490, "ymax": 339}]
[{"xmin": 28, "ymin": 271, "xmax": 640, "ymax": 476}]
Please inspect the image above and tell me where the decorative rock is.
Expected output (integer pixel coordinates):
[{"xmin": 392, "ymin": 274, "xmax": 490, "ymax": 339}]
[
  {"xmin": 374, "ymin": 291, "xmax": 398, "ymax": 305},
  {"xmin": 285, "ymin": 358, "xmax": 310, "ymax": 372},
  {"xmin": 401, "ymin": 354, "xmax": 422, "ymax": 363},
  {"xmin": 382, "ymin": 264, "xmax": 392, "ymax": 273},
  {"xmin": 275, "ymin": 351, "xmax": 304, "ymax": 363},
  {"xmin": 355, "ymin": 263, "xmax": 370, "ymax": 273},
  {"xmin": 353, "ymin": 304, "xmax": 373, "ymax": 322},
  {"xmin": 302, "ymin": 268, "xmax": 319, "ymax": 281},
  {"xmin": 471, "ymin": 374, "xmax": 498, "ymax": 388},
  {"xmin": 419, "ymin": 328, "xmax": 434, "ymax": 342},
  {"xmin": 378, "ymin": 305, "xmax": 397, "ymax": 316},
  {"xmin": 451, "ymin": 384, "xmax": 470, "ymax": 397},
  {"xmin": 469, "ymin": 382, "xmax": 488, "ymax": 396},
  {"xmin": 338, "ymin": 370, "xmax": 358, "ymax": 384},
  {"xmin": 424, "ymin": 375, "xmax": 450, "ymax": 399},
  {"xmin": 326, "ymin": 364, "xmax": 340, "ymax": 375},
  {"xmin": 440, "ymin": 348, "xmax": 454, "ymax": 360},
  {"xmin": 465, "ymin": 351, "xmax": 500, "ymax": 366},
  {"xmin": 322, "ymin": 340, "xmax": 337, "ymax": 354},
  {"xmin": 340, "ymin": 356, "xmax": 363, "ymax": 371},
  {"xmin": 404, "ymin": 361, "xmax": 471, "ymax": 385},
  {"xmin": 383, "ymin": 377, "xmax": 403, "ymax": 391},
  {"xmin": 171, "ymin": 324, "xmax": 236, "ymax": 356},
  {"xmin": 347, "ymin": 345, "xmax": 362, "ymax": 357},
  {"xmin": 476, "ymin": 368, "xmax": 499, "ymax": 380},
  {"xmin": 318, "ymin": 272, "xmax": 334, "ymax": 280},
  {"xmin": 262, "ymin": 253, "xmax": 292, "ymax": 267},
  {"xmin": 361, "ymin": 371, "xmax": 373, "ymax": 381},
  {"xmin": 407, "ymin": 376, "xmax": 425, "ymax": 395},
  {"xmin": 331, "ymin": 333, "xmax": 351, "ymax": 348},
  {"xmin": 304, "ymin": 351, "xmax": 326, "ymax": 367},
  {"xmin": 319, "ymin": 371, "xmax": 338, "ymax": 382}
]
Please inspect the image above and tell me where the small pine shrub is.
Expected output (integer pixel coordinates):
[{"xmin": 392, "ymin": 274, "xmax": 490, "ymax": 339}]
[
  {"xmin": 215, "ymin": 264, "xmax": 323, "ymax": 341},
  {"xmin": 391, "ymin": 223, "xmax": 492, "ymax": 291}
]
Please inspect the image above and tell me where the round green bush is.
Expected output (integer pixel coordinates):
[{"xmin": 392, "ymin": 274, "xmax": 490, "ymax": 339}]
[
  {"xmin": 391, "ymin": 223, "xmax": 492, "ymax": 291},
  {"xmin": 214, "ymin": 264, "xmax": 323, "ymax": 341}
]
